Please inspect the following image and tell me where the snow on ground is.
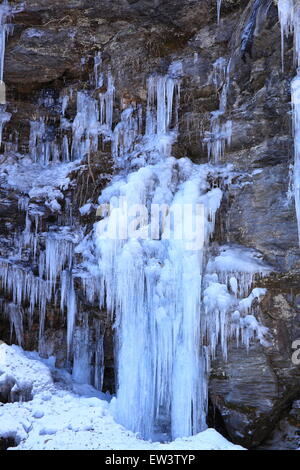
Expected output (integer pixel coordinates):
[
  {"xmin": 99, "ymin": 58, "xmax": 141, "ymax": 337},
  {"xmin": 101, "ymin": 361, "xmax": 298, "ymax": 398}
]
[{"xmin": 0, "ymin": 344, "xmax": 244, "ymax": 450}]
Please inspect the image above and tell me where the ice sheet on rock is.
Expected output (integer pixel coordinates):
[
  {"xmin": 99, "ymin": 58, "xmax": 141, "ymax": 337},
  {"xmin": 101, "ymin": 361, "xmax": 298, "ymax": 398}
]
[
  {"xmin": 203, "ymin": 246, "xmax": 271, "ymax": 360},
  {"xmin": 94, "ymin": 104, "xmax": 226, "ymax": 441},
  {"xmin": 0, "ymin": 258, "xmax": 53, "ymax": 343},
  {"xmin": 204, "ymin": 58, "xmax": 232, "ymax": 163}
]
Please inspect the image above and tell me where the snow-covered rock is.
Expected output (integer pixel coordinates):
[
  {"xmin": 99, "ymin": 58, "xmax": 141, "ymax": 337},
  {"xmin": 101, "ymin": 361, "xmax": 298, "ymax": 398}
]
[{"xmin": 0, "ymin": 344, "xmax": 244, "ymax": 450}]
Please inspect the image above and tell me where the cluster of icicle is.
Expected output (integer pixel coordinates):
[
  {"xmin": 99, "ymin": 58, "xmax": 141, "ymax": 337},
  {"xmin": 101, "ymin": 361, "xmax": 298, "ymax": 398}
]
[
  {"xmin": 0, "ymin": 221, "xmax": 75, "ymax": 348},
  {"xmin": 29, "ymin": 52, "xmax": 115, "ymax": 165},
  {"xmin": 277, "ymin": 0, "xmax": 300, "ymax": 245},
  {"xmin": 74, "ymin": 60, "xmax": 270, "ymax": 441},
  {"xmin": 84, "ymin": 62, "xmax": 222, "ymax": 440},
  {"xmin": 0, "ymin": 50, "xmax": 116, "ymax": 390},
  {"xmin": 0, "ymin": 223, "xmax": 104, "ymax": 389},
  {"xmin": 204, "ymin": 246, "xmax": 270, "ymax": 361},
  {"xmin": 1, "ymin": 56, "xmax": 270, "ymax": 442}
]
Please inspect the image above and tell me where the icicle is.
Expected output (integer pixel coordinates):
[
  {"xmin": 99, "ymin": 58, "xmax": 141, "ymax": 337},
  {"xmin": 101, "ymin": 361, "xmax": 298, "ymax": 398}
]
[
  {"xmin": 72, "ymin": 315, "xmax": 104, "ymax": 390},
  {"xmin": 0, "ymin": 80, "xmax": 6, "ymax": 105},
  {"xmin": 204, "ymin": 246, "xmax": 270, "ymax": 360},
  {"xmin": 146, "ymin": 68, "xmax": 181, "ymax": 140},
  {"xmin": 278, "ymin": 0, "xmax": 295, "ymax": 71},
  {"xmin": 99, "ymin": 72, "xmax": 115, "ymax": 132},
  {"xmin": 6, "ymin": 303, "xmax": 23, "ymax": 346},
  {"xmin": 67, "ymin": 275, "xmax": 76, "ymax": 357},
  {"xmin": 44, "ymin": 237, "xmax": 73, "ymax": 286},
  {"xmin": 277, "ymin": 1, "xmax": 300, "ymax": 244},
  {"xmin": 112, "ymin": 106, "xmax": 140, "ymax": 163},
  {"xmin": 60, "ymin": 269, "xmax": 77, "ymax": 357},
  {"xmin": 204, "ymin": 59, "xmax": 232, "ymax": 163},
  {"xmin": 94, "ymin": 51, "xmax": 103, "ymax": 88},
  {"xmin": 62, "ymin": 135, "xmax": 70, "ymax": 162},
  {"xmin": 95, "ymin": 158, "xmax": 224, "ymax": 440},
  {"xmin": 217, "ymin": 0, "xmax": 222, "ymax": 24},
  {"xmin": 29, "ymin": 118, "xmax": 59, "ymax": 165},
  {"xmin": 0, "ymin": 107, "xmax": 10, "ymax": 145},
  {"xmin": 0, "ymin": 259, "xmax": 53, "ymax": 349},
  {"xmin": 0, "ymin": 1, "xmax": 15, "ymax": 145},
  {"xmin": 61, "ymin": 95, "xmax": 69, "ymax": 117},
  {"xmin": 72, "ymin": 92, "xmax": 100, "ymax": 160}
]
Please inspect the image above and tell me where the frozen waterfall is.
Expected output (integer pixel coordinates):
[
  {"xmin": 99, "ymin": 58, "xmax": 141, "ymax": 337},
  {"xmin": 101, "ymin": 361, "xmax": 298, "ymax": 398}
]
[{"xmin": 90, "ymin": 63, "xmax": 269, "ymax": 440}]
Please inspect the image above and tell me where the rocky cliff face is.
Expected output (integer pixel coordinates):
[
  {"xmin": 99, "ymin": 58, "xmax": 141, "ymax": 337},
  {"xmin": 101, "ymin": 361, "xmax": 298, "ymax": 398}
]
[{"xmin": 1, "ymin": 0, "xmax": 300, "ymax": 449}]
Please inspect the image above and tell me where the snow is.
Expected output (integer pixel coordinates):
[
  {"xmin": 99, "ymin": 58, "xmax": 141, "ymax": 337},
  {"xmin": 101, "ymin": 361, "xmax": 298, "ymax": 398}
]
[
  {"xmin": 0, "ymin": 344, "xmax": 244, "ymax": 450},
  {"xmin": 217, "ymin": 0, "xmax": 222, "ymax": 24}
]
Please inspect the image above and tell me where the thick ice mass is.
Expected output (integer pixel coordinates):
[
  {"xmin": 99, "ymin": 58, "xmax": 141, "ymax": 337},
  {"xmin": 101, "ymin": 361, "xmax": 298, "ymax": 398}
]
[{"xmin": 89, "ymin": 64, "xmax": 269, "ymax": 441}]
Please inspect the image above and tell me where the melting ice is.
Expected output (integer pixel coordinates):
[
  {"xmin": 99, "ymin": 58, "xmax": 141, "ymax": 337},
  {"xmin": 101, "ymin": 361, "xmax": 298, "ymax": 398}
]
[{"xmin": 89, "ymin": 63, "xmax": 269, "ymax": 440}]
